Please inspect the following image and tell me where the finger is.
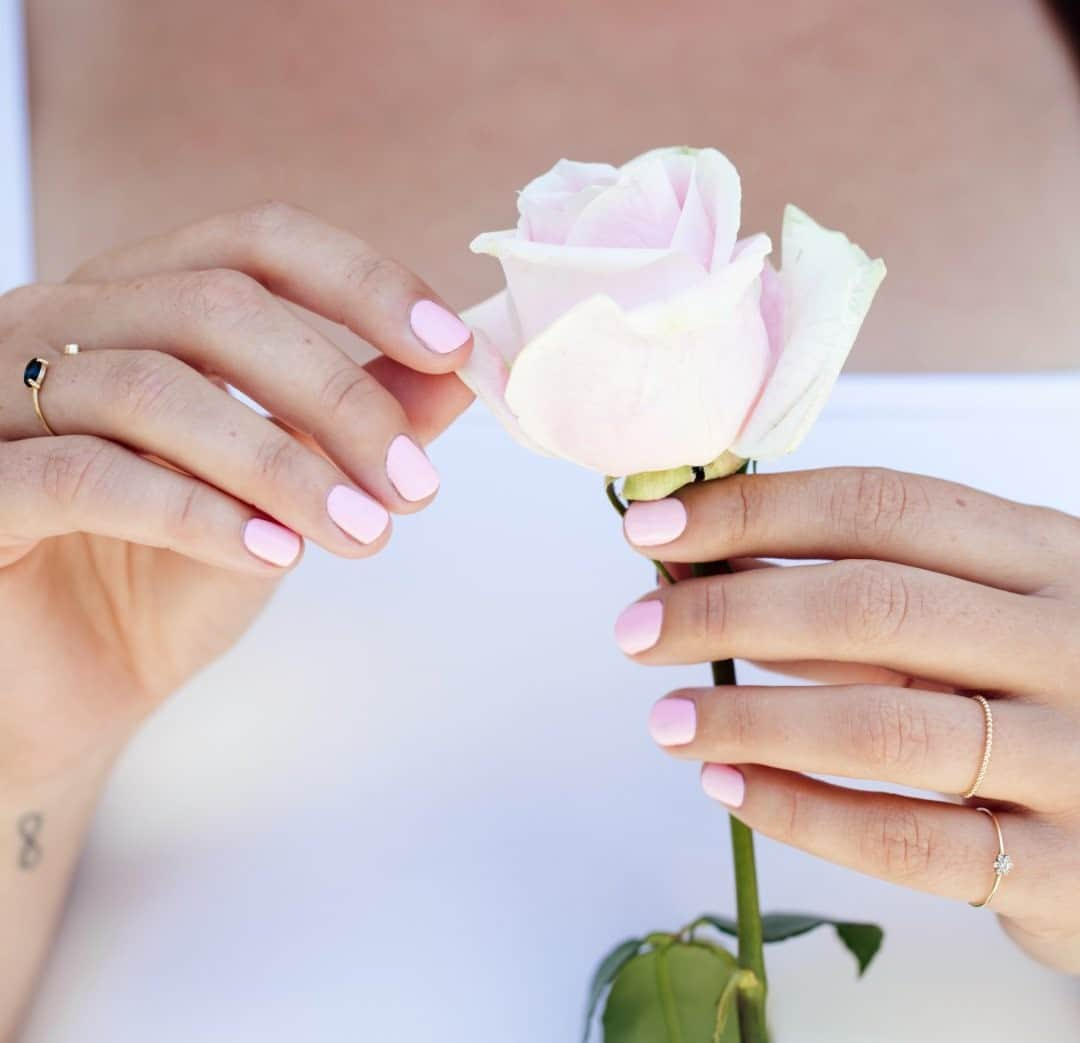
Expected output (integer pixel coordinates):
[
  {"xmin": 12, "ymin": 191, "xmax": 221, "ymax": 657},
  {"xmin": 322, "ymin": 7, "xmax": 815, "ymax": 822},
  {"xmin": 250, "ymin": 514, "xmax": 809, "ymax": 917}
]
[
  {"xmin": 739, "ymin": 658, "xmax": 955, "ymax": 691},
  {"xmin": 724, "ymin": 557, "xmax": 953, "ymax": 690},
  {"xmin": 70, "ymin": 202, "xmax": 473, "ymax": 372},
  {"xmin": 365, "ymin": 357, "xmax": 475, "ymax": 445},
  {"xmin": 1, "ymin": 349, "xmax": 393, "ymax": 557},
  {"xmin": 697, "ymin": 763, "xmax": 1042, "ymax": 915},
  {"xmin": 26, "ymin": 275, "xmax": 443, "ymax": 512},
  {"xmin": 0, "ymin": 436, "xmax": 301, "ymax": 573},
  {"xmin": 614, "ymin": 560, "xmax": 1075, "ymax": 699},
  {"xmin": 622, "ymin": 467, "xmax": 1080, "ymax": 594},
  {"xmin": 649, "ymin": 686, "xmax": 1070, "ymax": 810}
]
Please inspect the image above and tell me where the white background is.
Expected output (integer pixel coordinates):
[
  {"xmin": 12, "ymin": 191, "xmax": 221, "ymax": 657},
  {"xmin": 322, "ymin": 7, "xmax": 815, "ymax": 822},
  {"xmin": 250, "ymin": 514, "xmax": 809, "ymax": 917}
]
[{"xmin": 21, "ymin": 372, "xmax": 1080, "ymax": 1041}]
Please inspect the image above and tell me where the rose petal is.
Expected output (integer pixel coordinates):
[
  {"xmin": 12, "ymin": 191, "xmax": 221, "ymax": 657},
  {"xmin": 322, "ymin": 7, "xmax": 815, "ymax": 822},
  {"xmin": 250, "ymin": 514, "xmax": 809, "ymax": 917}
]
[
  {"xmin": 517, "ymin": 158, "xmax": 619, "ymax": 245},
  {"xmin": 731, "ymin": 205, "xmax": 886, "ymax": 460},
  {"xmin": 620, "ymin": 146, "xmax": 696, "ymax": 207},
  {"xmin": 471, "ymin": 232, "xmax": 707, "ymax": 345},
  {"xmin": 669, "ymin": 163, "xmax": 714, "ymax": 269},
  {"xmin": 697, "ymin": 149, "xmax": 743, "ymax": 270},
  {"xmin": 459, "ymin": 290, "xmax": 552, "ymax": 457},
  {"xmin": 504, "ymin": 245, "xmax": 772, "ymax": 476},
  {"xmin": 566, "ymin": 154, "xmax": 683, "ymax": 250}
]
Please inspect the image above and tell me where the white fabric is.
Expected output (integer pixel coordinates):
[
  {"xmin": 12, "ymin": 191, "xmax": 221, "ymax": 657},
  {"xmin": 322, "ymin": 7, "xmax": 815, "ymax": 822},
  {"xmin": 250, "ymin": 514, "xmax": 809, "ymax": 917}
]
[
  {"xmin": 0, "ymin": 0, "xmax": 34, "ymax": 291},
  {"xmin": 21, "ymin": 374, "xmax": 1080, "ymax": 1043}
]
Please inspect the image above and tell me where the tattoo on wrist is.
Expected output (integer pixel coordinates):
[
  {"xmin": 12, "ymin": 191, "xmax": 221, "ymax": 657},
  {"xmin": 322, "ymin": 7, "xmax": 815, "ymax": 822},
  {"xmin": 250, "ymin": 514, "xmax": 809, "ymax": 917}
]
[{"xmin": 16, "ymin": 812, "xmax": 43, "ymax": 870}]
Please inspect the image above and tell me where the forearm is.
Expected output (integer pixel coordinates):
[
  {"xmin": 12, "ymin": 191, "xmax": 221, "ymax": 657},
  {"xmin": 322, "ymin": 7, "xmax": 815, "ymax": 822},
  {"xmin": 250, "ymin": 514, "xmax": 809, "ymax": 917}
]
[{"xmin": 0, "ymin": 749, "xmax": 117, "ymax": 1043}]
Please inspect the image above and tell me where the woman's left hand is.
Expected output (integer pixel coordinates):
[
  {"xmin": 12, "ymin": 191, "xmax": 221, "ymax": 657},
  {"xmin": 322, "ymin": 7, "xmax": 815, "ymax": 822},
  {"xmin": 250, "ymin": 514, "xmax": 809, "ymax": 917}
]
[{"xmin": 616, "ymin": 466, "xmax": 1080, "ymax": 973}]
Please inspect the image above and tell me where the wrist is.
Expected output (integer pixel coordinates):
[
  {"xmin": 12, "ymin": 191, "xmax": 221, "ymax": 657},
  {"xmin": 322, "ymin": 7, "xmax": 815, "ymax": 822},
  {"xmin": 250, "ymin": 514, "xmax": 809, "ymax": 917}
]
[{"xmin": 2, "ymin": 723, "xmax": 132, "ymax": 800}]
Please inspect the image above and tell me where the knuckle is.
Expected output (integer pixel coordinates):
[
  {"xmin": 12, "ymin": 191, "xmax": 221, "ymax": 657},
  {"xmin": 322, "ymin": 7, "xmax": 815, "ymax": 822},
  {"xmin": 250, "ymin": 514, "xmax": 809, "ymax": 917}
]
[
  {"xmin": 693, "ymin": 577, "xmax": 728, "ymax": 644},
  {"xmin": 855, "ymin": 692, "xmax": 932, "ymax": 775},
  {"xmin": 861, "ymin": 804, "xmax": 933, "ymax": 881},
  {"xmin": 342, "ymin": 249, "xmax": 404, "ymax": 297},
  {"xmin": 838, "ymin": 468, "xmax": 927, "ymax": 547},
  {"xmin": 165, "ymin": 480, "xmax": 208, "ymax": 540},
  {"xmin": 110, "ymin": 351, "xmax": 189, "ymax": 424},
  {"xmin": 253, "ymin": 432, "xmax": 305, "ymax": 487},
  {"xmin": 730, "ymin": 477, "xmax": 758, "ymax": 543},
  {"xmin": 0, "ymin": 283, "xmax": 50, "ymax": 331},
  {"xmin": 318, "ymin": 362, "xmax": 384, "ymax": 421},
  {"xmin": 240, "ymin": 199, "xmax": 301, "ymax": 242},
  {"xmin": 726, "ymin": 687, "xmax": 761, "ymax": 750},
  {"xmin": 40, "ymin": 437, "xmax": 118, "ymax": 510},
  {"xmin": 829, "ymin": 560, "xmax": 913, "ymax": 646},
  {"xmin": 174, "ymin": 268, "xmax": 267, "ymax": 328},
  {"xmin": 773, "ymin": 786, "xmax": 804, "ymax": 846}
]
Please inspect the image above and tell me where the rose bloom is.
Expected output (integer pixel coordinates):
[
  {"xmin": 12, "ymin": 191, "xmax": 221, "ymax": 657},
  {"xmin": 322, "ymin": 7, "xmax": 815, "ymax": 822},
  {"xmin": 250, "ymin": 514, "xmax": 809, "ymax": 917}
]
[{"xmin": 462, "ymin": 147, "xmax": 885, "ymax": 498}]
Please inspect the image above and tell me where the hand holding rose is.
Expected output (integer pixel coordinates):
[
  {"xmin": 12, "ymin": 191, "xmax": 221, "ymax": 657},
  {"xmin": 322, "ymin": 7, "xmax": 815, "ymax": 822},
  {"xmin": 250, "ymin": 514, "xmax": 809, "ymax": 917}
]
[{"xmin": 618, "ymin": 465, "xmax": 1080, "ymax": 973}]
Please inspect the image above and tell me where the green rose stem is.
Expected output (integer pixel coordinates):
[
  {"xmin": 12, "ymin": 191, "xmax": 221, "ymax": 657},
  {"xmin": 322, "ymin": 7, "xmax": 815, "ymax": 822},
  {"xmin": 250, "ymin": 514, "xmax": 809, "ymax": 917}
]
[
  {"xmin": 607, "ymin": 478, "xmax": 768, "ymax": 1041},
  {"xmin": 691, "ymin": 559, "xmax": 768, "ymax": 1043}
]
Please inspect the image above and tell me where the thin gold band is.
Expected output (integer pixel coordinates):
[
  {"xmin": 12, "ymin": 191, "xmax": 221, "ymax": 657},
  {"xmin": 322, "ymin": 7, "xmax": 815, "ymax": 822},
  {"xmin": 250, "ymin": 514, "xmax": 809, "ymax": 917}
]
[
  {"xmin": 962, "ymin": 694, "xmax": 993, "ymax": 799},
  {"xmin": 969, "ymin": 807, "xmax": 1012, "ymax": 909}
]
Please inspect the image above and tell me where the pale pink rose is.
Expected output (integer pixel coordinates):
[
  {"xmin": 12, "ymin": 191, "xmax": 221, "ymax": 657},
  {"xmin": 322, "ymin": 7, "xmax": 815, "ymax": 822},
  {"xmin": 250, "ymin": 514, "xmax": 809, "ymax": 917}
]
[{"xmin": 461, "ymin": 147, "xmax": 885, "ymax": 495}]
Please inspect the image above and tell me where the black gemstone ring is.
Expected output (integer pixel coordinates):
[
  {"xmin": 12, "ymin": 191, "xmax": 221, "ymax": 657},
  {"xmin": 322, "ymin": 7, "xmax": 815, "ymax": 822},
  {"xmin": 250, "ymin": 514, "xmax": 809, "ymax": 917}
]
[{"xmin": 23, "ymin": 357, "xmax": 58, "ymax": 436}]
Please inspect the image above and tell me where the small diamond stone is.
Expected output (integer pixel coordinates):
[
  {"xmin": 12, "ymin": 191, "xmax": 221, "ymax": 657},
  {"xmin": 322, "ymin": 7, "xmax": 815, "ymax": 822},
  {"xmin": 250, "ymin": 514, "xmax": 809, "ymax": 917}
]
[{"xmin": 994, "ymin": 853, "xmax": 1013, "ymax": 876}]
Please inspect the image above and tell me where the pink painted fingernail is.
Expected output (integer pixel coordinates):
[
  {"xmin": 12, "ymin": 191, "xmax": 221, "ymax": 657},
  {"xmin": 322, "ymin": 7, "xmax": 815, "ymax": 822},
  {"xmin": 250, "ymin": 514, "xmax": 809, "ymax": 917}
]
[
  {"xmin": 649, "ymin": 698, "xmax": 696, "ymax": 746},
  {"xmin": 409, "ymin": 300, "xmax": 471, "ymax": 355},
  {"xmin": 615, "ymin": 600, "xmax": 663, "ymax": 655},
  {"xmin": 326, "ymin": 485, "xmax": 390, "ymax": 544},
  {"xmin": 624, "ymin": 498, "xmax": 687, "ymax": 547},
  {"xmin": 701, "ymin": 764, "xmax": 745, "ymax": 808},
  {"xmin": 243, "ymin": 518, "xmax": 301, "ymax": 567},
  {"xmin": 386, "ymin": 435, "xmax": 440, "ymax": 502}
]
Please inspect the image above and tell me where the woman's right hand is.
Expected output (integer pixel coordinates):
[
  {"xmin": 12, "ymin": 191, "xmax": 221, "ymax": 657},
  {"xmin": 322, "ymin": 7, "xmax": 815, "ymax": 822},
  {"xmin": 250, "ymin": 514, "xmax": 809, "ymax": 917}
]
[{"xmin": 0, "ymin": 202, "xmax": 475, "ymax": 784}]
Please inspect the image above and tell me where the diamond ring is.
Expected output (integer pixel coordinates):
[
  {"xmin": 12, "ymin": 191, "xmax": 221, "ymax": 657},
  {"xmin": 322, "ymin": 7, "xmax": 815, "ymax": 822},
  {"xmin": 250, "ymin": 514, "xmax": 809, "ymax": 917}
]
[{"xmin": 969, "ymin": 806, "xmax": 1013, "ymax": 909}]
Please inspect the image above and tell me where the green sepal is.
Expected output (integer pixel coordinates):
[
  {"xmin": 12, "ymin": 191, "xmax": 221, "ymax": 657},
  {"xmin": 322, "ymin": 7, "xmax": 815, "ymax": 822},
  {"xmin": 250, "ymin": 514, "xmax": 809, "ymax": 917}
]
[
  {"xmin": 583, "ymin": 937, "xmax": 645, "ymax": 1042},
  {"xmin": 601, "ymin": 940, "xmax": 740, "ymax": 1043},
  {"xmin": 688, "ymin": 912, "xmax": 884, "ymax": 977},
  {"xmin": 621, "ymin": 452, "xmax": 747, "ymax": 502}
]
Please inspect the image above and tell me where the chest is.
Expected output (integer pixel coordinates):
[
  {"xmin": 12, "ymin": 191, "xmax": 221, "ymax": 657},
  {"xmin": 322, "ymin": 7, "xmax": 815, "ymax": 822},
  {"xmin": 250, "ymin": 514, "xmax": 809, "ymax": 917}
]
[{"xmin": 25, "ymin": 0, "xmax": 1080, "ymax": 371}]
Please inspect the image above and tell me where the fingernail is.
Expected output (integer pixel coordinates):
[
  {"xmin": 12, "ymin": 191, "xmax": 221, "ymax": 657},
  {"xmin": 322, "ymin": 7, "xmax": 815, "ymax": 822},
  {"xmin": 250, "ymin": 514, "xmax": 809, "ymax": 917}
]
[
  {"xmin": 410, "ymin": 300, "xmax": 471, "ymax": 355},
  {"xmin": 649, "ymin": 698, "xmax": 696, "ymax": 746},
  {"xmin": 701, "ymin": 764, "xmax": 745, "ymax": 808},
  {"xmin": 243, "ymin": 518, "xmax": 301, "ymax": 567},
  {"xmin": 624, "ymin": 498, "xmax": 687, "ymax": 547},
  {"xmin": 386, "ymin": 435, "xmax": 440, "ymax": 501},
  {"xmin": 326, "ymin": 485, "xmax": 390, "ymax": 544},
  {"xmin": 615, "ymin": 600, "xmax": 663, "ymax": 655}
]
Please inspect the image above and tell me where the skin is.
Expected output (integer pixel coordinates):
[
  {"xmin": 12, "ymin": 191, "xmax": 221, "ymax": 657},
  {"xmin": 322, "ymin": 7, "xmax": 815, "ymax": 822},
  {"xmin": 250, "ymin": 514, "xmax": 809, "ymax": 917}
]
[
  {"xmin": 3, "ymin": 0, "xmax": 1079, "ymax": 1035},
  {"xmin": 620, "ymin": 468, "xmax": 1080, "ymax": 972},
  {"xmin": 0, "ymin": 205, "xmax": 473, "ymax": 1038}
]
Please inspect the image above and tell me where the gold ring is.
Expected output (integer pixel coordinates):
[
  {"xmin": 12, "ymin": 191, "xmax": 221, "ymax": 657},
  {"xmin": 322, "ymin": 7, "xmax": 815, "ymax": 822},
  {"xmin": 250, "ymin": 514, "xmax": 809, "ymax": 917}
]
[
  {"xmin": 969, "ymin": 807, "xmax": 1013, "ymax": 908},
  {"xmin": 962, "ymin": 694, "xmax": 993, "ymax": 799},
  {"xmin": 22, "ymin": 346, "xmax": 78, "ymax": 436},
  {"xmin": 23, "ymin": 357, "xmax": 57, "ymax": 436}
]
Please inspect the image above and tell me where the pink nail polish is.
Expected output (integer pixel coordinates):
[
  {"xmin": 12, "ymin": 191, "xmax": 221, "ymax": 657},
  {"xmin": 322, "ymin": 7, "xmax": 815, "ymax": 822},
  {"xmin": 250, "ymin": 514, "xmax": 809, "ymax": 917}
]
[
  {"xmin": 614, "ymin": 600, "xmax": 663, "ymax": 655},
  {"xmin": 649, "ymin": 698, "xmax": 696, "ymax": 746},
  {"xmin": 243, "ymin": 518, "xmax": 301, "ymax": 567},
  {"xmin": 701, "ymin": 764, "xmax": 745, "ymax": 808},
  {"xmin": 624, "ymin": 498, "xmax": 687, "ymax": 547},
  {"xmin": 326, "ymin": 485, "xmax": 390, "ymax": 544},
  {"xmin": 410, "ymin": 300, "xmax": 471, "ymax": 355},
  {"xmin": 386, "ymin": 435, "xmax": 440, "ymax": 501}
]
